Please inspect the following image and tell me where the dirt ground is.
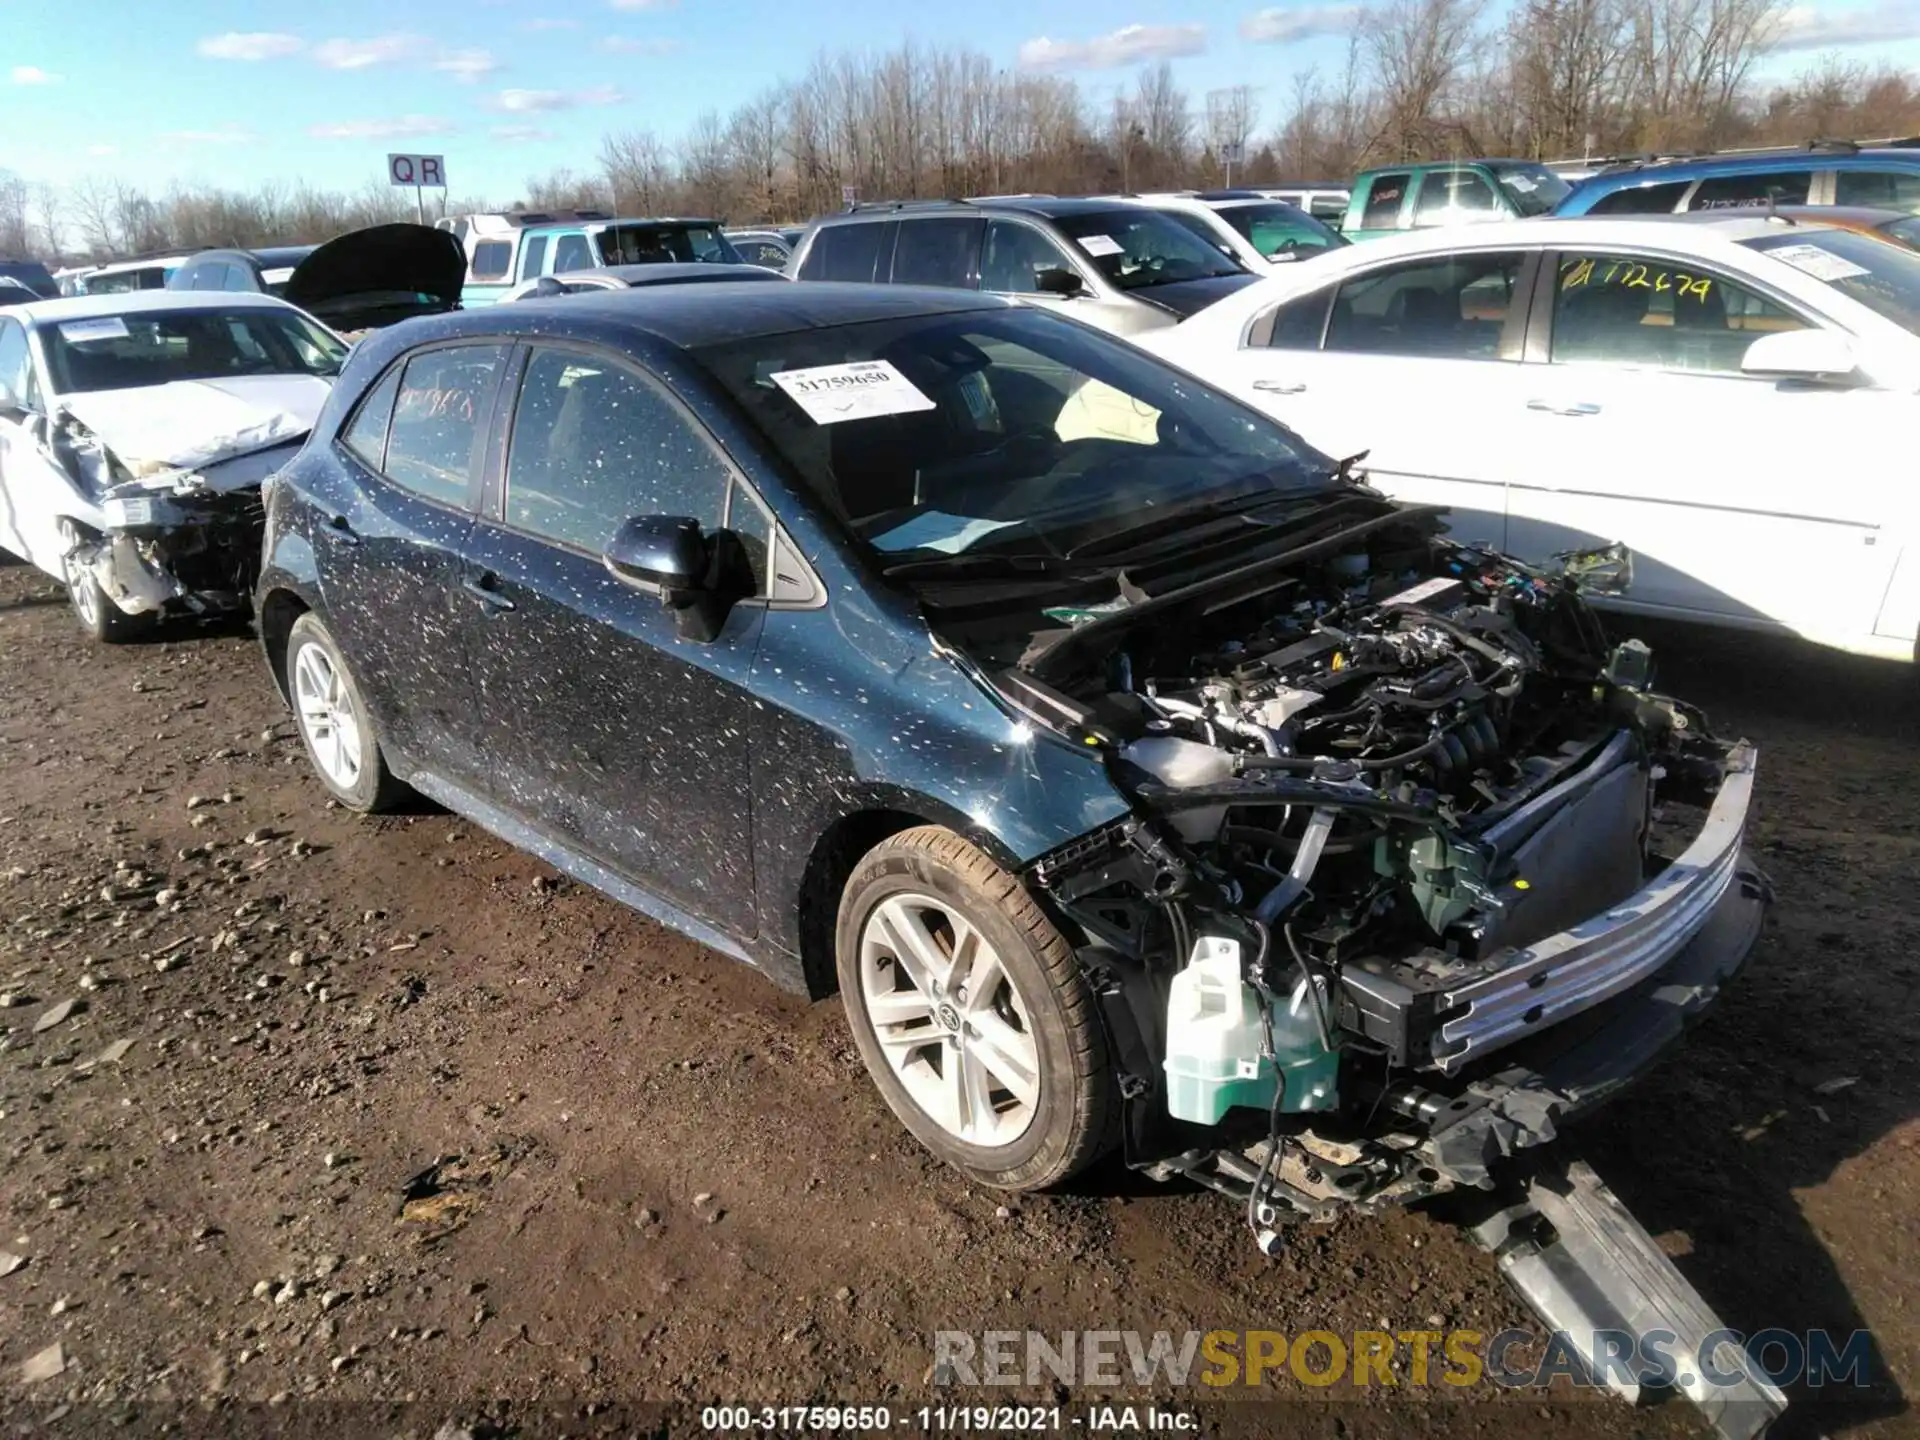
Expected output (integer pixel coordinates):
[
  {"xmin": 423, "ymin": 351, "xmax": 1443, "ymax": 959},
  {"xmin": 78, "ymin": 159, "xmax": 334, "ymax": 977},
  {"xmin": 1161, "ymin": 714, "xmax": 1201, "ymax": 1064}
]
[{"xmin": 0, "ymin": 553, "xmax": 1915, "ymax": 1439}]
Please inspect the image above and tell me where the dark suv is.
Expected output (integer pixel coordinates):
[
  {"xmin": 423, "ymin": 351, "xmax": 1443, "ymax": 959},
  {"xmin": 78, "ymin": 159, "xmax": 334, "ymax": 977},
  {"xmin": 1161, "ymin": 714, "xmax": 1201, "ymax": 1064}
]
[
  {"xmin": 255, "ymin": 284, "xmax": 1773, "ymax": 1426},
  {"xmin": 789, "ymin": 197, "xmax": 1258, "ymax": 336}
]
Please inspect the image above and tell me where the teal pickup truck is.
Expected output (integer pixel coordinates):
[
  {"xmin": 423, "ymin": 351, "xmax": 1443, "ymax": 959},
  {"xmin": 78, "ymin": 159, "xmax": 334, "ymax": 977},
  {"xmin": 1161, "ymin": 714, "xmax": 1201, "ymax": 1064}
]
[
  {"xmin": 1341, "ymin": 159, "xmax": 1573, "ymax": 240},
  {"xmin": 439, "ymin": 211, "xmax": 748, "ymax": 305}
]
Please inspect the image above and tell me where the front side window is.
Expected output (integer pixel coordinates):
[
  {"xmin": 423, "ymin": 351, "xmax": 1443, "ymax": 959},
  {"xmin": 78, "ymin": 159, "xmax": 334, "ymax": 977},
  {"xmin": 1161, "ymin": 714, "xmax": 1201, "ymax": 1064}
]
[
  {"xmin": 890, "ymin": 218, "xmax": 983, "ymax": 289},
  {"xmin": 1586, "ymin": 180, "xmax": 1691, "ymax": 216},
  {"xmin": 1490, "ymin": 163, "xmax": 1572, "ymax": 215},
  {"xmin": 1550, "ymin": 252, "xmax": 1808, "ymax": 372},
  {"xmin": 1361, "ymin": 174, "xmax": 1410, "ymax": 229},
  {"xmin": 1834, "ymin": 168, "xmax": 1920, "ymax": 215},
  {"xmin": 504, "ymin": 346, "xmax": 729, "ymax": 553},
  {"xmin": 40, "ymin": 307, "xmax": 347, "ymax": 395},
  {"xmin": 1689, "ymin": 170, "xmax": 1813, "ymax": 210},
  {"xmin": 692, "ymin": 307, "xmax": 1328, "ymax": 568},
  {"xmin": 382, "ymin": 344, "xmax": 506, "ymax": 508},
  {"xmin": 1413, "ymin": 170, "xmax": 1499, "ymax": 226},
  {"xmin": 0, "ymin": 319, "xmax": 29, "ymax": 402},
  {"xmin": 1325, "ymin": 252, "xmax": 1524, "ymax": 359},
  {"xmin": 1048, "ymin": 209, "xmax": 1245, "ymax": 290},
  {"xmin": 980, "ymin": 220, "xmax": 1076, "ymax": 293}
]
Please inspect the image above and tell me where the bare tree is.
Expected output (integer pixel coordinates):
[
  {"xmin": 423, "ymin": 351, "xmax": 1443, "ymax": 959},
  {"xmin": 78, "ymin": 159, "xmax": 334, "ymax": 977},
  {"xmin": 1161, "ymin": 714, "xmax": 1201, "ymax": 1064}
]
[
  {"xmin": 1134, "ymin": 62, "xmax": 1193, "ymax": 185},
  {"xmin": 1361, "ymin": 0, "xmax": 1489, "ymax": 157},
  {"xmin": 1205, "ymin": 85, "xmax": 1261, "ymax": 184}
]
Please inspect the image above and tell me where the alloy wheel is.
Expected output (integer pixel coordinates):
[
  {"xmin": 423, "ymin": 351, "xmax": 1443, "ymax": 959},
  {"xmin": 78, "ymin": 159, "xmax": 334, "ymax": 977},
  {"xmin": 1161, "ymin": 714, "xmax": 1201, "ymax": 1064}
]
[{"xmin": 293, "ymin": 641, "xmax": 365, "ymax": 790}]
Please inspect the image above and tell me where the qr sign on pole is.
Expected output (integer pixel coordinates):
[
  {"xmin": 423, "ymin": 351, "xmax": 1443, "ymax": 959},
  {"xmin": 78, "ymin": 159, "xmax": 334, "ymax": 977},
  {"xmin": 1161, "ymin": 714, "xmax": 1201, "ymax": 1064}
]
[{"xmin": 388, "ymin": 154, "xmax": 447, "ymax": 188}]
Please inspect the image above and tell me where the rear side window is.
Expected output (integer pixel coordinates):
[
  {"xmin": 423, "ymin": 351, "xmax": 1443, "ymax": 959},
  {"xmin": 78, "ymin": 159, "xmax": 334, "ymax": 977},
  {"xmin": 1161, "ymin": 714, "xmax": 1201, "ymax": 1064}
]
[
  {"xmin": 1835, "ymin": 168, "xmax": 1920, "ymax": 214},
  {"xmin": 1689, "ymin": 171, "xmax": 1813, "ymax": 209},
  {"xmin": 1586, "ymin": 180, "xmax": 1690, "ymax": 215},
  {"xmin": 1326, "ymin": 252, "xmax": 1523, "ymax": 359},
  {"xmin": 1413, "ymin": 170, "xmax": 1498, "ymax": 225},
  {"xmin": 504, "ymin": 346, "xmax": 730, "ymax": 553},
  {"xmin": 889, "ymin": 218, "xmax": 982, "ymax": 289},
  {"xmin": 519, "ymin": 235, "xmax": 549, "ymax": 280},
  {"xmin": 1361, "ymin": 174, "xmax": 1410, "ymax": 229},
  {"xmin": 1264, "ymin": 291, "xmax": 1332, "ymax": 349},
  {"xmin": 801, "ymin": 224, "xmax": 886, "ymax": 282},
  {"xmin": 340, "ymin": 365, "xmax": 401, "ymax": 471},
  {"xmin": 471, "ymin": 241, "xmax": 511, "ymax": 282},
  {"xmin": 382, "ymin": 344, "xmax": 506, "ymax": 509},
  {"xmin": 553, "ymin": 234, "xmax": 591, "ymax": 273}
]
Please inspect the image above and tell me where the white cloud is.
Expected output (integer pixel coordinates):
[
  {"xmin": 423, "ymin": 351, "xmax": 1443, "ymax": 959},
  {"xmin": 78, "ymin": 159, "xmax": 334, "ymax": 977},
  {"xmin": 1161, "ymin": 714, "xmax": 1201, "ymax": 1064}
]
[
  {"xmin": 10, "ymin": 65, "xmax": 63, "ymax": 85},
  {"xmin": 492, "ymin": 84, "xmax": 625, "ymax": 112},
  {"xmin": 522, "ymin": 17, "xmax": 582, "ymax": 29},
  {"xmin": 1240, "ymin": 6, "xmax": 1365, "ymax": 43},
  {"xmin": 313, "ymin": 34, "xmax": 428, "ymax": 70},
  {"xmin": 609, "ymin": 0, "xmax": 678, "ymax": 9},
  {"xmin": 434, "ymin": 48, "xmax": 500, "ymax": 82},
  {"xmin": 596, "ymin": 35, "xmax": 683, "ymax": 53},
  {"xmin": 309, "ymin": 115, "xmax": 457, "ymax": 140},
  {"xmin": 88, "ymin": 144, "xmax": 119, "ymax": 157},
  {"xmin": 163, "ymin": 128, "xmax": 253, "ymax": 145},
  {"xmin": 1017, "ymin": 23, "xmax": 1207, "ymax": 71},
  {"xmin": 493, "ymin": 124, "xmax": 557, "ymax": 142},
  {"xmin": 196, "ymin": 31, "xmax": 305, "ymax": 61},
  {"xmin": 1774, "ymin": 0, "xmax": 1920, "ymax": 49}
]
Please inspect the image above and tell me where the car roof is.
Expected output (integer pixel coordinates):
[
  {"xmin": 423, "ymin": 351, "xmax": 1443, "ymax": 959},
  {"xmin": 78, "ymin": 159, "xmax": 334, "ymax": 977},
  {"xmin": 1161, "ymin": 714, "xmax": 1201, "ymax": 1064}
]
[
  {"xmin": 409, "ymin": 280, "xmax": 1011, "ymax": 349},
  {"xmin": 1587, "ymin": 147, "xmax": 1920, "ymax": 187},
  {"xmin": 823, "ymin": 197, "xmax": 1150, "ymax": 225},
  {"xmin": 183, "ymin": 245, "xmax": 316, "ymax": 267},
  {"xmin": 579, "ymin": 263, "xmax": 785, "ymax": 286},
  {"xmin": 1772, "ymin": 204, "xmax": 1910, "ymax": 226},
  {"xmin": 1271, "ymin": 211, "xmax": 1839, "ymax": 263},
  {"xmin": 8, "ymin": 290, "xmax": 299, "ymax": 326}
]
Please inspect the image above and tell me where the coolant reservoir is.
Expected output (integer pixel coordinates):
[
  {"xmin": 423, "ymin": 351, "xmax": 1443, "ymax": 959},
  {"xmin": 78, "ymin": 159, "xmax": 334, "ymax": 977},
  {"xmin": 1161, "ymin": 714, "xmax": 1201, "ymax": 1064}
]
[{"xmin": 1162, "ymin": 937, "xmax": 1339, "ymax": 1125}]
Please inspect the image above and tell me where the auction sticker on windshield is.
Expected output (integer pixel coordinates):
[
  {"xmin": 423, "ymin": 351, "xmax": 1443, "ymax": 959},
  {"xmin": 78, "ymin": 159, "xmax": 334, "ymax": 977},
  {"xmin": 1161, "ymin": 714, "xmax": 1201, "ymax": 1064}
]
[
  {"xmin": 770, "ymin": 360, "xmax": 935, "ymax": 425},
  {"xmin": 59, "ymin": 317, "xmax": 131, "ymax": 343},
  {"xmin": 1078, "ymin": 234, "xmax": 1124, "ymax": 258},
  {"xmin": 1767, "ymin": 243, "xmax": 1872, "ymax": 283}
]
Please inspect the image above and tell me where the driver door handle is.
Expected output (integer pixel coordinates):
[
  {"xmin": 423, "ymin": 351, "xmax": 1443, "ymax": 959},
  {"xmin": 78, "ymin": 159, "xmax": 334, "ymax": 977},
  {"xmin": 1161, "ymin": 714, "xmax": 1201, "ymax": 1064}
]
[
  {"xmin": 1252, "ymin": 379, "xmax": 1307, "ymax": 395},
  {"xmin": 324, "ymin": 513, "xmax": 360, "ymax": 546},
  {"xmin": 1526, "ymin": 399, "xmax": 1602, "ymax": 416},
  {"xmin": 461, "ymin": 572, "xmax": 515, "ymax": 613}
]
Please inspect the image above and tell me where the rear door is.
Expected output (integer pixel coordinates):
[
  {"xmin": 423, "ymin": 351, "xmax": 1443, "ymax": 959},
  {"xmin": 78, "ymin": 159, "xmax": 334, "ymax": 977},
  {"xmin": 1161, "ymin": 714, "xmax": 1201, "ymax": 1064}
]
[
  {"xmin": 1198, "ymin": 249, "xmax": 1537, "ymax": 549},
  {"xmin": 456, "ymin": 342, "xmax": 765, "ymax": 934},
  {"xmin": 1505, "ymin": 247, "xmax": 1901, "ymax": 646},
  {"xmin": 315, "ymin": 343, "xmax": 505, "ymax": 785}
]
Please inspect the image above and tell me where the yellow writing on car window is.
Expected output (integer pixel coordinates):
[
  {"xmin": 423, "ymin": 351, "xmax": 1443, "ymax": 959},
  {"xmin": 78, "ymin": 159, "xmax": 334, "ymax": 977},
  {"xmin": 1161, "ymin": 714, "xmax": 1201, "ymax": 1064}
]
[{"xmin": 1561, "ymin": 258, "xmax": 1712, "ymax": 300}]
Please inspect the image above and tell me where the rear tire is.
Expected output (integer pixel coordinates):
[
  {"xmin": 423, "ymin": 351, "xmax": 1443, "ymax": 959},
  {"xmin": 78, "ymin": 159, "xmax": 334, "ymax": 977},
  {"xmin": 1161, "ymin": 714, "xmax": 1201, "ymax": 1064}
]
[
  {"xmin": 836, "ymin": 825, "xmax": 1118, "ymax": 1191},
  {"xmin": 60, "ymin": 520, "xmax": 151, "ymax": 644},
  {"xmin": 284, "ymin": 612, "xmax": 407, "ymax": 813}
]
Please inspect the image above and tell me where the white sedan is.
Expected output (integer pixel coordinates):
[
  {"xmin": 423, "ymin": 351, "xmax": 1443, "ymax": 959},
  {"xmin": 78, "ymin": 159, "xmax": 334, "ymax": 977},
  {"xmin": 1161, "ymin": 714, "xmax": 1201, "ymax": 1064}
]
[
  {"xmin": 0, "ymin": 291, "xmax": 345, "ymax": 639},
  {"xmin": 1141, "ymin": 213, "xmax": 1920, "ymax": 662}
]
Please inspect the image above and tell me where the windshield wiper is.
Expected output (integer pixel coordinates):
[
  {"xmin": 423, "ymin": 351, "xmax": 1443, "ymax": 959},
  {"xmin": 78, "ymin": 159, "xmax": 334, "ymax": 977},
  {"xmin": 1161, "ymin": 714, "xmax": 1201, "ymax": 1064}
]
[
  {"xmin": 881, "ymin": 551, "xmax": 1118, "ymax": 581},
  {"xmin": 1063, "ymin": 489, "xmax": 1310, "ymax": 561}
]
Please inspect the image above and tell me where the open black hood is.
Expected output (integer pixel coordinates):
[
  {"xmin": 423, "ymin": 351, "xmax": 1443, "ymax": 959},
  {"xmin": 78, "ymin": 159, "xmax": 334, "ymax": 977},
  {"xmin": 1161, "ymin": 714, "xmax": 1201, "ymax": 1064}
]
[
  {"xmin": 282, "ymin": 223, "xmax": 465, "ymax": 329},
  {"xmin": 1132, "ymin": 271, "xmax": 1260, "ymax": 320}
]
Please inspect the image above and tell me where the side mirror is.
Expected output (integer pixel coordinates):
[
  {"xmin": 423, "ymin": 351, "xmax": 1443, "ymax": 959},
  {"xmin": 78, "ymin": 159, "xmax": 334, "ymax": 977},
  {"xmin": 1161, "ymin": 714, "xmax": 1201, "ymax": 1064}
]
[
  {"xmin": 1741, "ymin": 329, "xmax": 1858, "ymax": 383},
  {"xmin": 531, "ymin": 275, "xmax": 567, "ymax": 299},
  {"xmin": 604, "ymin": 514, "xmax": 708, "ymax": 597},
  {"xmin": 1034, "ymin": 267, "xmax": 1086, "ymax": 297}
]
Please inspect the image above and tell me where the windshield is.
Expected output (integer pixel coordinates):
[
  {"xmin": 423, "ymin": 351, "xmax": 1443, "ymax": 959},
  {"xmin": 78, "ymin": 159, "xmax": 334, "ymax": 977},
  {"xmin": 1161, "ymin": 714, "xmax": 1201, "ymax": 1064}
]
[
  {"xmin": 1049, "ymin": 209, "xmax": 1247, "ymax": 289},
  {"xmin": 1744, "ymin": 228, "xmax": 1920, "ymax": 337},
  {"xmin": 692, "ymin": 307, "xmax": 1330, "ymax": 568},
  {"xmin": 1214, "ymin": 202, "xmax": 1347, "ymax": 260},
  {"xmin": 1492, "ymin": 163, "xmax": 1572, "ymax": 216},
  {"xmin": 601, "ymin": 223, "xmax": 743, "ymax": 265},
  {"xmin": 41, "ymin": 308, "xmax": 348, "ymax": 394}
]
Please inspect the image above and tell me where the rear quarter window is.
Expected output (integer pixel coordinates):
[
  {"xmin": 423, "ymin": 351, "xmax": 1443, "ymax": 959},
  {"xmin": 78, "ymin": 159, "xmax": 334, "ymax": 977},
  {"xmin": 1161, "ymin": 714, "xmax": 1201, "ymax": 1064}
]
[
  {"xmin": 470, "ymin": 241, "xmax": 511, "ymax": 283},
  {"xmin": 800, "ymin": 224, "xmax": 887, "ymax": 282}
]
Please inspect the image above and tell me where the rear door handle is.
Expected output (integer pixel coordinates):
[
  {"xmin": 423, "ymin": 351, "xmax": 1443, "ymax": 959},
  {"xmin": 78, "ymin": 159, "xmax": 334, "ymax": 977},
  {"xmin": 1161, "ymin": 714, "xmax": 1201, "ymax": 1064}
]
[
  {"xmin": 1526, "ymin": 399, "xmax": 1601, "ymax": 416},
  {"xmin": 461, "ymin": 572, "xmax": 515, "ymax": 613},
  {"xmin": 324, "ymin": 513, "xmax": 360, "ymax": 546},
  {"xmin": 1252, "ymin": 379, "xmax": 1307, "ymax": 395}
]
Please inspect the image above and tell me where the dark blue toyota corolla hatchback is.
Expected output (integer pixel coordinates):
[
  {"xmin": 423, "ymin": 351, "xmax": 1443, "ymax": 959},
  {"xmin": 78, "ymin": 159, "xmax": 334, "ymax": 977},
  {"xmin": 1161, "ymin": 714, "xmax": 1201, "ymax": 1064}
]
[{"xmin": 256, "ymin": 282, "xmax": 1766, "ymax": 1331}]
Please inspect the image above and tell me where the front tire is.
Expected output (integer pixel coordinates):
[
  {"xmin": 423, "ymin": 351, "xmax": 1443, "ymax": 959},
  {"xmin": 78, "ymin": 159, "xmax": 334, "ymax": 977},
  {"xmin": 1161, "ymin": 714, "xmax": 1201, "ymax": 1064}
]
[
  {"xmin": 60, "ymin": 520, "xmax": 150, "ymax": 643},
  {"xmin": 285, "ymin": 612, "xmax": 407, "ymax": 813},
  {"xmin": 836, "ymin": 826, "xmax": 1117, "ymax": 1191}
]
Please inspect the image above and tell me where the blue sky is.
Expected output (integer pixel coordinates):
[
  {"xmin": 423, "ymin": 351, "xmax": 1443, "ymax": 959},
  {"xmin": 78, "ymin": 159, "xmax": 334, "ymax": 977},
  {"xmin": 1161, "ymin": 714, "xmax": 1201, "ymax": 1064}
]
[{"xmin": 5, "ymin": 0, "xmax": 1915, "ymax": 201}]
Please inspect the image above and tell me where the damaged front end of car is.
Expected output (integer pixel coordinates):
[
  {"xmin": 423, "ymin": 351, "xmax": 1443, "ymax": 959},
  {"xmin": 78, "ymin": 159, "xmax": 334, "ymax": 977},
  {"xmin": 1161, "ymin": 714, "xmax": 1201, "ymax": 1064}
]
[{"xmin": 953, "ymin": 501, "xmax": 1780, "ymax": 1437}]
